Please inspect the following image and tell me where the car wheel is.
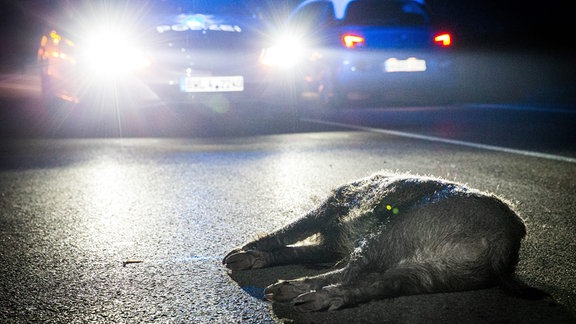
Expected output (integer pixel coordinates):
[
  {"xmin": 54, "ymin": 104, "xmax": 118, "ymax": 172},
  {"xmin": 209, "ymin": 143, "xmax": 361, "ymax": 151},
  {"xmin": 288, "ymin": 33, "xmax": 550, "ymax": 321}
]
[{"xmin": 40, "ymin": 74, "xmax": 70, "ymax": 111}]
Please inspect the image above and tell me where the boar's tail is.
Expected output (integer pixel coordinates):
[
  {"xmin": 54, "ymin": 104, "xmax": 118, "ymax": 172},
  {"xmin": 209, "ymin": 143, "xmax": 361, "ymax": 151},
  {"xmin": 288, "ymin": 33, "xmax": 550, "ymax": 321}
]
[{"xmin": 500, "ymin": 275, "xmax": 550, "ymax": 300}]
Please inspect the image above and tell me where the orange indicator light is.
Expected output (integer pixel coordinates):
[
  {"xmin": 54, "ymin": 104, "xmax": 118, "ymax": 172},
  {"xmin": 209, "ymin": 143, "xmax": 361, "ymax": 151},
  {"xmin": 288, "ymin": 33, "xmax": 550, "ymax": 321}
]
[{"xmin": 343, "ymin": 34, "xmax": 365, "ymax": 48}]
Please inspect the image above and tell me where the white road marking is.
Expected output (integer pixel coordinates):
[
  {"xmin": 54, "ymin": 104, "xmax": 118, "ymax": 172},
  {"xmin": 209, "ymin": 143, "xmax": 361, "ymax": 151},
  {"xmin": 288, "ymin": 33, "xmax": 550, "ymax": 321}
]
[
  {"xmin": 302, "ymin": 118, "xmax": 576, "ymax": 164},
  {"xmin": 464, "ymin": 103, "xmax": 576, "ymax": 114}
]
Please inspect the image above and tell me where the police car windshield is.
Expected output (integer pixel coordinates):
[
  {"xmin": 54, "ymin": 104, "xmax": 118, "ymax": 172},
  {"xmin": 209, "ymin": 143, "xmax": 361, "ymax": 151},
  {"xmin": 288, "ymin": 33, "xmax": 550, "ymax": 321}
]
[{"xmin": 152, "ymin": 0, "xmax": 251, "ymax": 15}]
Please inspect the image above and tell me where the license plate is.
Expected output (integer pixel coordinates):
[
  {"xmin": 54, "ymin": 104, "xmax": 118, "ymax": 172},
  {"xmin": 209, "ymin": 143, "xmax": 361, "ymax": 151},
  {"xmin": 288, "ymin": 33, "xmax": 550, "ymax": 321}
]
[
  {"xmin": 384, "ymin": 58, "xmax": 427, "ymax": 72},
  {"xmin": 180, "ymin": 76, "xmax": 244, "ymax": 92}
]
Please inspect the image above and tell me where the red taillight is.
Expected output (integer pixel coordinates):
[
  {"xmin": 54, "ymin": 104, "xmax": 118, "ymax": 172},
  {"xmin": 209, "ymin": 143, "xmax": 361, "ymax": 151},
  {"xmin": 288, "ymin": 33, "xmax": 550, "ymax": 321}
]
[
  {"xmin": 434, "ymin": 33, "xmax": 452, "ymax": 47},
  {"xmin": 342, "ymin": 34, "xmax": 365, "ymax": 48}
]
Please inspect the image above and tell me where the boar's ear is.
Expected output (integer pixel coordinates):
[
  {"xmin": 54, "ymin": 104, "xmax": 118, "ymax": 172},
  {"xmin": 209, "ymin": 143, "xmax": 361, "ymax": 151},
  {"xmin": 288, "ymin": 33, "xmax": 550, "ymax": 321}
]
[{"xmin": 373, "ymin": 172, "xmax": 393, "ymax": 180}]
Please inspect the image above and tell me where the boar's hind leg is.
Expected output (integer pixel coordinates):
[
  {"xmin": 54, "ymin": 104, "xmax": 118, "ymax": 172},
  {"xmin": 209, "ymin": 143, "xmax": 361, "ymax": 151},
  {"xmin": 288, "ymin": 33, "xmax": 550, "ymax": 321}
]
[{"xmin": 290, "ymin": 262, "xmax": 494, "ymax": 312}]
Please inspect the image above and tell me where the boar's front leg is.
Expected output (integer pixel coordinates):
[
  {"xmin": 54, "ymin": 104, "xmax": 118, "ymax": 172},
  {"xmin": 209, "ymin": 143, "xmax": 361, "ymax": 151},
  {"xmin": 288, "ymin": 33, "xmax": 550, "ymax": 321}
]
[
  {"xmin": 223, "ymin": 245, "xmax": 341, "ymax": 271},
  {"xmin": 286, "ymin": 271, "xmax": 399, "ymax": 312},
  {"xmin": 264, "ymin": 267, "xmax": 346, "ymax": 302},
  {"xmin": 223, "ymin": 191, "xmax": 350, "ymax": 271}
]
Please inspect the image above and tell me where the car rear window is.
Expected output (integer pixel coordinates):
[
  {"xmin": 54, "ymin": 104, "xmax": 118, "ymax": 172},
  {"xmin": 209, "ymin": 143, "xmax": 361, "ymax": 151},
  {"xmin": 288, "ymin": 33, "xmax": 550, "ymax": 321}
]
[
  {"xmin": 288, "ymin": 1, "xmax": 336, "ymax": 30},
  {"xmin": 343, "ymin": 1, "xmax": 430, "ymax": 26}
]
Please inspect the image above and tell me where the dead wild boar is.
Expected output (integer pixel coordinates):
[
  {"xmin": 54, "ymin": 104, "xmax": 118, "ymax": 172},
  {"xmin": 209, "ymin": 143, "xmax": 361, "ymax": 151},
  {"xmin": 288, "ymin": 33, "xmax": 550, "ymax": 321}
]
[{"xmin": 223, "ymin": 173, "xmax": 543, "ymax": 312}]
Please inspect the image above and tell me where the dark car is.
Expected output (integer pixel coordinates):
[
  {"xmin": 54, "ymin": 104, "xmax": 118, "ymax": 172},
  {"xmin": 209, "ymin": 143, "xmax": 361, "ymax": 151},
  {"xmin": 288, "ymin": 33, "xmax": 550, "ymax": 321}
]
[
  {"xmin": 37, "ymin": 0, "xmax": 295, "ymax": 117},
  {"xmin": 261, "ymin": 0, "xmax": 456, "ymax": 108}
]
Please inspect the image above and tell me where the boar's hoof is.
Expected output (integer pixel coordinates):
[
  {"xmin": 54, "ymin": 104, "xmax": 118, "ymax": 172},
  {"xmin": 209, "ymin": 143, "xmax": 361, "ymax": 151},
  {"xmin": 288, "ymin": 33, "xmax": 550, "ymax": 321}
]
[
  {"xmin": 293, "ymin": 289, "xmax": 345, "ymax": 312},
  {"xmin": 264, "ymin": 280, "xmax": 312, "ymax": 302},
  {"xmin": 223, "ymin": 250, "xmax": 268, "ymax": 270}
]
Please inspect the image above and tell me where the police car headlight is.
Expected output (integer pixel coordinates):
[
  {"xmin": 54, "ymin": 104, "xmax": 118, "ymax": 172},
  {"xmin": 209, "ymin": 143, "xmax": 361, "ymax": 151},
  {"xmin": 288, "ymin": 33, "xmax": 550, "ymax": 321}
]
[{"xmin": 78, "ymin": 25, "xmax": 150, "ymax": 79}]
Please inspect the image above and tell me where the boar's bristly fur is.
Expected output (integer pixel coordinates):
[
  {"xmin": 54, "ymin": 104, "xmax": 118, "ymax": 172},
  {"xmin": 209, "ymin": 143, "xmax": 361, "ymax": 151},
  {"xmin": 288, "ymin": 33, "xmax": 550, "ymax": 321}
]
[{"xmin": 223, "ymin": 172, "xmax": 544, "ymax": 312}]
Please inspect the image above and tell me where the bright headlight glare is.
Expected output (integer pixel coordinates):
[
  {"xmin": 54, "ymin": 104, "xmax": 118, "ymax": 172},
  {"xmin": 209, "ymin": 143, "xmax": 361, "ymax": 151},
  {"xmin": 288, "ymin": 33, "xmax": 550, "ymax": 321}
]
[
  {"xmin": 261, "ymin": 34, "xmax": 306, "ymax": 69},
  {"xmin": 79, "ymin": 27, "xmax": 150, "ymax": 78}
]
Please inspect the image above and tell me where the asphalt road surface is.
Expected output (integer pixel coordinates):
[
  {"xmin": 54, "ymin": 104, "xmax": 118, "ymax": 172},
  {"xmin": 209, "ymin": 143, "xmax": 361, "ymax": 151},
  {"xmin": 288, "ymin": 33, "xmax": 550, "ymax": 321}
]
[
  {"xmin": 1, "ymin": 71, "xmax": 575, "ymax": 323},
  {"xmin": 1, "ymin": 131, "xmax": 575, "ymax": 323}
]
